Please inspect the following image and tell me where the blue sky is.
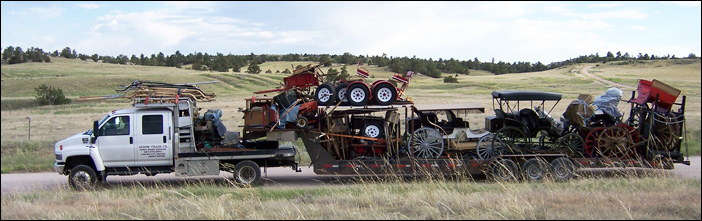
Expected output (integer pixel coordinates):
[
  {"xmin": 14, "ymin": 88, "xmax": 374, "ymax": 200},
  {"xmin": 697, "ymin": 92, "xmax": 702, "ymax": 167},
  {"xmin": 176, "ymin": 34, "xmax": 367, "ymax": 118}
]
[{"xmin": 2, "ymin": 1, "xmax": 700, "ymax": 64}]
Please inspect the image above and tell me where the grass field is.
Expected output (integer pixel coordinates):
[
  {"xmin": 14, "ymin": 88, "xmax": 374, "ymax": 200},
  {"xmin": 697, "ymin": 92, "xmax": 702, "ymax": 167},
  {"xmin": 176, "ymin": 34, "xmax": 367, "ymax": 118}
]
[
  {"xmin": 1, "ymin": 57, "xmax": 700, "ymax": 220},
  {"xmin": 1, "ymin": 57, "xmax": 701, "ymax": 173},
  {"xmin": 1, "ymin": 175, "xmax": 700, "ymax": 219}
]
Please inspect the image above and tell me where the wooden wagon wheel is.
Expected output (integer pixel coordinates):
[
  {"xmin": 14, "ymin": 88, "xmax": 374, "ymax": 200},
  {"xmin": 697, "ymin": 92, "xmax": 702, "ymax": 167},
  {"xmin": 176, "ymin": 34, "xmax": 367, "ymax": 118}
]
[
  {"xmin": 649, "ymin": 112, "xmax": 682, "ymax": 152},
  {"xmin": 584, "ymin": 124, "xmax": 638, "ymax": 158}
]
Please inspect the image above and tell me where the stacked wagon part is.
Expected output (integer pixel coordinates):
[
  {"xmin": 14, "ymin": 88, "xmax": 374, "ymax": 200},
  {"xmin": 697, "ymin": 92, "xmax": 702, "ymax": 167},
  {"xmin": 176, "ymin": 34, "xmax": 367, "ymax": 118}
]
[{"xmin": 242, "ymin": 63, "xmax": 690, "ymax": 183}]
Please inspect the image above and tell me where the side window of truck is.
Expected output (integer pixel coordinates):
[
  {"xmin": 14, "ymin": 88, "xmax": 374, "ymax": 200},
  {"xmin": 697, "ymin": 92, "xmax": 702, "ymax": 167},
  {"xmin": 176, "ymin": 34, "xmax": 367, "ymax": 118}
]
[
  {"xmin": 102, "ymin": 116, "xmax": 130, "ymax": 136},
  {"xmin": 142, "ymin": 115, "xmax": 163, "ymax": 135}
]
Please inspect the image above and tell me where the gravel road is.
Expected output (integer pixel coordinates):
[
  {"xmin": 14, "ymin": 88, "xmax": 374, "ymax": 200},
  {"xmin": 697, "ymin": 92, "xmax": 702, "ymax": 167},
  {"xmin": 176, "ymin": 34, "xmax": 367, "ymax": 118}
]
[{"xmin": 2, "ymin": 156, "xmax": 699, "ymax": 195}]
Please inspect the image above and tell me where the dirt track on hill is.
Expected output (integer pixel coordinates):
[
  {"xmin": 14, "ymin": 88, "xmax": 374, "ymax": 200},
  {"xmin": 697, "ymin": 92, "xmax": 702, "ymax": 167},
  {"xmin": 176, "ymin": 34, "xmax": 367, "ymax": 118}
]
[{"xmin": 579, "ymin": 65, "xmax": 636, "ymax": 90}]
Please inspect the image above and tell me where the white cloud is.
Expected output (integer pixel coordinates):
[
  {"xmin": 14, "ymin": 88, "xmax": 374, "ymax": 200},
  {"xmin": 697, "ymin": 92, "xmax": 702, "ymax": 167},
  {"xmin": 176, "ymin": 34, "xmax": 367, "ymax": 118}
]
[{"xmin": 75, "ymin": 3, "xmax": 101, "ymax": 10}]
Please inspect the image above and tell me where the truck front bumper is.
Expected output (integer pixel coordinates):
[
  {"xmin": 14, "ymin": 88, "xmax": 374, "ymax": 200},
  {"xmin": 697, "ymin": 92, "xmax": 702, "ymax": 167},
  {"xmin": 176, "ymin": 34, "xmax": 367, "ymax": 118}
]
[{"xmin": 54, "ymin": 162, "xmax": 65, "ymax": 175}]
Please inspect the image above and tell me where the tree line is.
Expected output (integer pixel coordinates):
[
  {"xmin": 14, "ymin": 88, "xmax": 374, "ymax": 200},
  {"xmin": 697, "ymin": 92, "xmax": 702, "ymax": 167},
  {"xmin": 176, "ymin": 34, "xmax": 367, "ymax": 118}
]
[{"xmin": 2, "ymin": 46, "xmax": 699, "ymax": 79}]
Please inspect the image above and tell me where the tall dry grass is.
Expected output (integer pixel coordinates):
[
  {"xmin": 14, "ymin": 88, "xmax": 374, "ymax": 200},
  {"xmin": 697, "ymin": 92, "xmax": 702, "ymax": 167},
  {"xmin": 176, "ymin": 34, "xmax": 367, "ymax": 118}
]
[{"xmin": 1, "ymin": 171, "xmax": 699, "ymax": 219}]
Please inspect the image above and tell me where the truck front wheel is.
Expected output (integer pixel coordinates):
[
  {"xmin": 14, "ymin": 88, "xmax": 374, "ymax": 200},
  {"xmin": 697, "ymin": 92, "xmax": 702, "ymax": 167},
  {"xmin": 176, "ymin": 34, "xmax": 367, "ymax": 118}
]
[
  {"xmin": 233, "ymin": 160, "xmax": 261, "ymax": 186},
  {"xmin": 69, "ymin": 165, "xmax": 98, "ymax": 191}
]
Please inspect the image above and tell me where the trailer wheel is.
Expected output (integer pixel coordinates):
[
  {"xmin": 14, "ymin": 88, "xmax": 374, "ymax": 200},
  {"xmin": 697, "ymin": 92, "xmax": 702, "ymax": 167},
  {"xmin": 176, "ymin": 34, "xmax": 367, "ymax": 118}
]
[
  {"xmin": 363, "ymin": 122, "xmax": 383, "ymax": 138},
  {"xmin": 489, "ymin": 158, "xmax": 519, "ymax": 182},
  {"xmin": 372, "ymin": 83, "xmax": 396, "ymax": 106},
  {"xmin": 335, "ymin": 83, "xmax": 349, "ymax": 105},
  {"xmin": 521, "ymin": 158, "xmax": 549, "ymax": 182},
  {"xmin": 315, "ymin": 83, "xmax": 336, "ymax": 106},
  {"xmin": 233, "ymin": 160, "xmax": 261, "ymax": 186},
  {"xmin": 69, "ymin": 165, "xmax": 98, "ymax": 191},
  {"xmin": 347, "ymin": 84, "xmax": 369, "ymax": 106},
  {"xmin": 550, "ymin": 157, "xmax": 576, "ymax": 182}
]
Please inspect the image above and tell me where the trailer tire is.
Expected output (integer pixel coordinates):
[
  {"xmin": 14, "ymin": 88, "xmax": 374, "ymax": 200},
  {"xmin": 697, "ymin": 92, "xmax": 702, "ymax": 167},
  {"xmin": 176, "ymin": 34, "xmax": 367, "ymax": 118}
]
[
  {"xmin": 69, "ymin": 165, "xmax": 98, "ymax": 191},
  {"xmin": 335, "ymin": 83, "xmax": 350, "ymax": 105},
  {"xmin": 372, "ymin": 83, "xmax": 396, "ymax": 106},
  {"xmin": 315, "ymin": 83, "xmax": 336, "ymax": 106},
  {"xmin": 347, "ymin": 83, "xmax": 370, "ymax": 106},
  {"xmin": 550, "ymin": 157, "xmax": 576, "ymax": 182},
  {"xmin": 488, "ymin": 158, "xmax": 519, "ymax": 182},
  {"xmin": 521, "ymin": 158, "xmax": 549, "ymax": 182},
  {"xmin": 233, "ymin": 160, "xmax": 261, "ymax": 186}
]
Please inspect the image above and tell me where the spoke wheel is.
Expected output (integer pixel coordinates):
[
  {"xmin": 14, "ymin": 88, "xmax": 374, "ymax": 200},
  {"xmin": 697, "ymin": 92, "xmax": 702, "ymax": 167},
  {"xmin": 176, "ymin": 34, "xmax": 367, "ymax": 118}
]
[
  {"xmin": 493, "ymin": 126, "xmax": 529, "ymax": 154},
  {"xmin": 650, "ymin": 113, "xmax": 681, "ymax": 151},
  {"xmin": 476, "ymin": 134, "xmax": 503, "ymax": 160},
  {"xmin": 585, "ymin": 125, "xmax": 636, "ymax": 158},
  {"xmin": 408, "ymin": 127, "xmax": 444, "ymax": 158},
  {"xmin": 556, "ymin": 133, "xmax": 585, "ymax": 158}
]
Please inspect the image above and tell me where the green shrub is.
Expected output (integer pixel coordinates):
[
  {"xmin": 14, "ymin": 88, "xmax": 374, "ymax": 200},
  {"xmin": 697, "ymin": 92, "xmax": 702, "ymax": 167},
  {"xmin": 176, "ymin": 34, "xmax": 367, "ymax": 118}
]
[{"xmin": 34, "ymin": 84, "xmax": 71, "ymax": 105}]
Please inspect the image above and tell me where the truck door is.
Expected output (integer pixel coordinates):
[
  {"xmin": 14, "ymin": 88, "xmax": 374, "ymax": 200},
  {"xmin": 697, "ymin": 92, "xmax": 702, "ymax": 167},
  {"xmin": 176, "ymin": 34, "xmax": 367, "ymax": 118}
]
[
  {"xmin": 97, "ymin": 114, "xmax": 137, "ymax": 167},
  {"xmin": 135, "ymin": 112, "xmax": 173, "ymax": 166}
]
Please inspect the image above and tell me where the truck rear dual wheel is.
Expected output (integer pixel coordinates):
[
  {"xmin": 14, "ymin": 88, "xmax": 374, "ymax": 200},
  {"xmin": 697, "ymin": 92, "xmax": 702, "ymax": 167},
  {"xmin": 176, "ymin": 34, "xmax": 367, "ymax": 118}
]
[
  {"xmin": 233, "ymin": 160, "xmax": 261, "ymax": 186},
  {"xmin": 69, "ymin": 165, "xmax": 98, "ymax": 191}
]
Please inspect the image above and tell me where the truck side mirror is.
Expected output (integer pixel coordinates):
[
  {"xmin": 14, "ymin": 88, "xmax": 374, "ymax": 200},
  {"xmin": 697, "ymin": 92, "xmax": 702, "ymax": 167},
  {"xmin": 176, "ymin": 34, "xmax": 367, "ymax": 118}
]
[{"xmin": 92, "ymin": 120, "xmax": 100, "ymax": 144}]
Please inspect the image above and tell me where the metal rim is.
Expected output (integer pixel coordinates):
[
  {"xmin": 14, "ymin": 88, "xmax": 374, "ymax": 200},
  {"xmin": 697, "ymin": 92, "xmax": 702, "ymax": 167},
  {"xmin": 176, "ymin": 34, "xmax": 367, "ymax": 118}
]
[
  {"xmin": 237, "ymin": 165, "xmax": 257, "ymax": 184},
  {"xmin": 376, "ymin": 87, "xmax": 394, "ymax": 103},
  {"xmin": 364, "ymin": 125, "xmax": 381, "ymax": 138},
  {"xmin": 522, "ymin": 158, "xmax": 547, "ymax": 181},
  {"xmin": 317, "ymin": 87, "xmax": 332, "ymax": 103},
  {"xmin": 296, "ymin": 117, "xmax": 308, "ymax": 128},
  {"xmin": 550, "ymin": 157, "xmax": 575, "ymax": 181},
  {"xmin": 337, "ymin": 88, "xmax": 348, "ymax": 102},
  {"xmin": 349, "ymin": 87, "xmax": 366, "ymax": 103},
  {"xmin": 71, "ymin": 171, "xmax": 92, "ymax": 187},
  {"xmin": 490, "ymin": 159, "xmax": 518, "ymax": 181},
  {"xmin": 410, "ymin": 127, "xmax": 444, "ymax": 158}
]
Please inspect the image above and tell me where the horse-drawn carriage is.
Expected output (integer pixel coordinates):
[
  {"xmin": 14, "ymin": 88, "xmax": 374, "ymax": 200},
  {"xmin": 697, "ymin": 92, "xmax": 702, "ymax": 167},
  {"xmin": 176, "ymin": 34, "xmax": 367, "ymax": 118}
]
[{"xmin": 482, "ymin": 79, "xmax": 688, "ymax": 169}]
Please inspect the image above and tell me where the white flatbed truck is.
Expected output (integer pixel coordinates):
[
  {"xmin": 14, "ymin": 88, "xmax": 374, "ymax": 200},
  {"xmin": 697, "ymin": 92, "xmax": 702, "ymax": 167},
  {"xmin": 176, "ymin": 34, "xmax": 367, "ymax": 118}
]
[{"xmin": 54, "ymin": 97, "xmax": 299, "ymax": 190}]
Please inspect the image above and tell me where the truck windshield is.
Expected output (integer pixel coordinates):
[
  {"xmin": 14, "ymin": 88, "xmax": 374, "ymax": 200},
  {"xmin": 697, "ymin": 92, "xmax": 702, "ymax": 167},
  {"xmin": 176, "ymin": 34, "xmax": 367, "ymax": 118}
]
[{"xmin": 84, "ymin": 114, "xmax": 110, "ymax": 135}]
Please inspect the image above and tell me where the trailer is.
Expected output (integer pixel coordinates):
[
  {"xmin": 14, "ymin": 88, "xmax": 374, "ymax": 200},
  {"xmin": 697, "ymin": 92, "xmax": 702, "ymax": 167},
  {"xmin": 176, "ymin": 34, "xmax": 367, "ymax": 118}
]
[{"xmin": 246, "ymin": 78, "xmax": 691, "ymax": 182}]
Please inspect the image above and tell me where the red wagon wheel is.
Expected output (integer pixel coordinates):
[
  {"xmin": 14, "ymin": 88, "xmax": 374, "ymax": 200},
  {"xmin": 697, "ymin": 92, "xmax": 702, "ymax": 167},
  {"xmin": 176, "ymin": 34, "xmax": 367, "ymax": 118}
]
[{"xmin": 584, "ymin": 124, "xmax": 638, "ymax": 158}]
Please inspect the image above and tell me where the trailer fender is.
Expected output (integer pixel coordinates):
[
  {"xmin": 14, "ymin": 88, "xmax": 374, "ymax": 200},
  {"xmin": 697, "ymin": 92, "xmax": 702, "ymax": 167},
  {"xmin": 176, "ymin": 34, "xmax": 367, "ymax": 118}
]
[{"xmin": 371, "ymin": 80, "xmax": 397, "ymax": 91}]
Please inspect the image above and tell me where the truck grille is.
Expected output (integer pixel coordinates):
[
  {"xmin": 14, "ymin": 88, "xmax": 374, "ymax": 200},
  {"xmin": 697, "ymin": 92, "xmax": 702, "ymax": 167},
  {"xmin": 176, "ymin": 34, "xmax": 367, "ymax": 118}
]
[{"xmin": 55, "ymin": 154, "xmax": 62, "ymax": 161}]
